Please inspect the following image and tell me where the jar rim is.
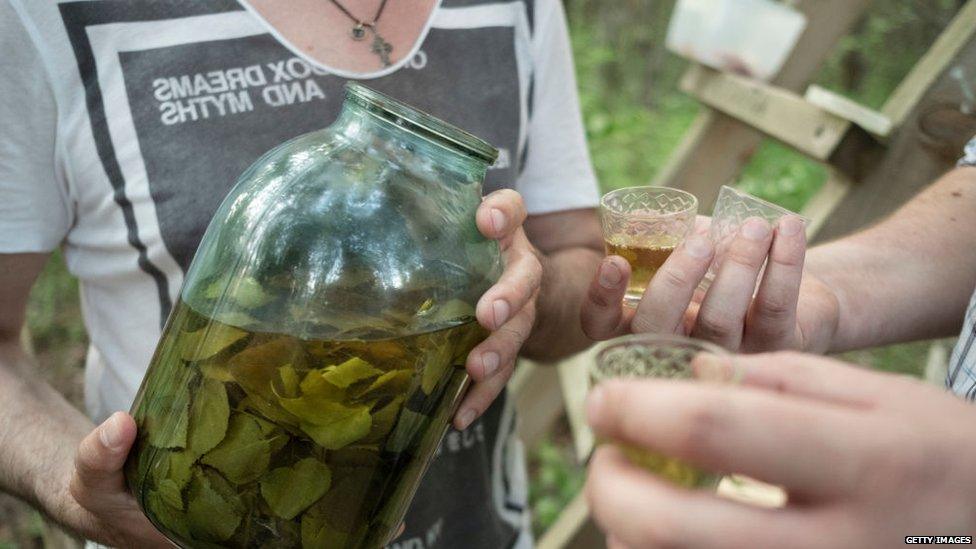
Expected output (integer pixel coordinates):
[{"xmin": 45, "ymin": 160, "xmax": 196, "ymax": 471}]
[{"xmin": 345, "ymin": 82, "xmax": 500, "ymax": 165}]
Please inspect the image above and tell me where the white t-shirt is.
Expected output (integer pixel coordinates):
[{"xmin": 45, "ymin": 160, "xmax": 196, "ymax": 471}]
[{"xmin": 1, "ymin": 0, "xmax": 599, "ymax": 547}]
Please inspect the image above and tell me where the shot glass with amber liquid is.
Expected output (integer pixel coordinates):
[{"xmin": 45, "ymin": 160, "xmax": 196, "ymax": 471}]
[
  {"xmin": 600, "ymin": 187, "xmax": 698, "ymax": 307},
  {"xmin": 591, "ymin": 334, "xmax": 738, "ymax": 489}
]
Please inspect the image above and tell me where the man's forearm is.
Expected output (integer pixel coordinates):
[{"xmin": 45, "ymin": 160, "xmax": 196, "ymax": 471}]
[
  {"xmin": 0, "ymin": 339, "xmax": 93, "ymax": 525},
  {"xmin": 522, "ymin": 246, "xmax": 603, "ymax": 361},
  {"xmin": 807, "ymin": 167, "xmax": 976, "ymax": 352}
]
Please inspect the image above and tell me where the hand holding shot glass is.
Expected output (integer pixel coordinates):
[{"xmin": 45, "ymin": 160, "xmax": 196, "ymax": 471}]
[
  {"xmin": 585, "ymin": 184, "xmax": 813, "ymax": 354},
  {"xmin": 599, "ymin": 186, "xmax": 698, "ymax": 307},
  {"xmin": 702, "ymin": 185, "xmax": 809, "ymax": 292},
  {"xmin": 589, "ymin": 334, "xmax": 737, "ymax": 489}
]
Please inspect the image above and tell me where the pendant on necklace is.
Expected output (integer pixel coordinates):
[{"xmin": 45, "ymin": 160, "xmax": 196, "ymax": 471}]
[
  {"xmin": 370, "ymin": 31, "xmax": 394, "ymax": 67},
  {"xmin": 351, "ymin": 23, "xmax": 367, "ymax": 41}
]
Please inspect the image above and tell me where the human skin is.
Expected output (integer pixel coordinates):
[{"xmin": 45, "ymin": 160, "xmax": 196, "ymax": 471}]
[
  {"xmin": 581, "ymin": 166, "xmax": 976, "ymax": 355},
  {"xmin": 585, "ymin": 352, "xmax": 976, "ymax": 548},
  {"xmin": 580, "ymin": 167, "xmax": 976, "ymax": 546}
]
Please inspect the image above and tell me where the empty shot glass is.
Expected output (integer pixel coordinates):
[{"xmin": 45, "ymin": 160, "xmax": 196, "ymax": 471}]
[
  {"xmin": 600, "ymin": 187, "xmax": 698, "ymax": 307},
  {"xmin": 701, "ymin": 185, "xmax": 808, "ymax": 291},
  {"xmin": 591, "ymin": 333, "xmax": 737, "ymax": 489}
]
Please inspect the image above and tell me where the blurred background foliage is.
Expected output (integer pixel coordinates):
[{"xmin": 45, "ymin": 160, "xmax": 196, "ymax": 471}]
[{"xmin": 2, "ymin": 0, "xmax": 967, "ymax": 546}]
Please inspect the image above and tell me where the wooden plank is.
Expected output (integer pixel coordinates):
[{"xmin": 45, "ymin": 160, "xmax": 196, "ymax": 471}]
[
  {"xmin": 805, "ymin": 85, "xmax": 893, "ymax": 137},
  {"xmin": 680, "ymin": 65, "xmax": 852, "ymax": 159},
  {"xmin": 924, "ymin": 341, "xmax": 950, "ymax": 386},
  {"xmin": 816, "ymin": 28, "xmax": 976, "ymax": 241},
  {"xmin": 510, "ymin": 360, "xmax": 565, "ymax": 450},
  {"xmin": 536, "ymin": 491, "xmax": 606, "ymax": 549},
  {"xmin": 655, "ymin": 0, "xmax": 873, "ymax": 210},
  {"xmin": 883, "ymin": 0, "xmax": 976, "ymax": 126},
  {"xmin": 556, "ymin": 349, "xmax": 598, "ymax": 462}
]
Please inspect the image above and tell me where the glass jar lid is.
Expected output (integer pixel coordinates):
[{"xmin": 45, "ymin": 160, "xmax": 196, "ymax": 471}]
[{"xmin": 345, "ymin": 82, "xmax": 499, "ymax": 165}]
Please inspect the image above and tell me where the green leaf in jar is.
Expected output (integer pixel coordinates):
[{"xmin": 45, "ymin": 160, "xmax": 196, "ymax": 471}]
[
  {"xmin": 186, "ymin": 469, "xmax": 244, "ymax": 542},
  {"xmin": 291, "ymin": 401, "xmax": 372, "ymax": 450},
  {"xmin": 230, "ymin": 276, "xmax": 272, "ymax": 308},
  {"xmin": 420, "ymin": 346, "xmax": 453, "ymax": 395},
  {"xmin": 157, "ymin": 478, "xmax": 184, "ymax": 510},
  {"xmin": 327, "ymin": 446, "xmax": 381, "ymax": 469},
  {"xmin": 201, "ymin": 414, "xmax": 271, "ymax": 484},
  {"xmin": 260, "ymin": 458, "xmax": 332, "ymax": 520},
  {"xmin": 385, "ymin": 408, "xmax": 430, "ymax": 453},
  {"xmin": 276, "ymin": 364, "xmax": 302, "ymax": 397},
  {"xmin": 229, "ymin": 337, "xmax": 306, "ymax": 410},
  {"xmin": 301, "ymin": 504, "xmax": 352, "ymax": 549},
  {"xmin": 199, "ymin": 361, "xmax": 234, "ymax": 382},
  {"xmin": 214, "ymin": 310, "xmax": 258, "ymax": 329},
  {"xmin": 147, "ymin": 399, "xmax": 189, "ymax": 450},
  {"xmin": 244, "ymin": 412, "xmax": 294, "ymax": 455},
  {"xmin": 305, "ymin": 466, "xmax": 374, "ymax": 535},
  {"xmin": 151, "ymin": 448, "xmax": 195, "ymax": 492},
  {"xmin": 203, "ymin": 275, "xmax": 271, "ymax": 309},
  {"xmin": 239, "ymin": 394, "xmax": 300, "ymax": 430},
  {"xmin": 186, "ymin": 378, "xmax": 230, "ymax": 457},
  {"xmin": 146, "ymin": 490, "xmax": 191, "ymax": 540},
  {"xmin": 298, "ymin": 369, "xmax": 346, "ymax": 401},
  {"xmin": 417, "ymin": 298, "xmax": 475, "ymax": 325},
  {"xmin": 180, "ymin": 323, "xmax": 247, "ymax": 361},
  {"xmin": 320, "ymin": 357, "xmax": 382, "ymax": 389},
  {"xmin": 356, "ymin": 369, "xmax": 413, "ymax": 399},
  {"xmin": 363, "ymin": 396, "xmax": 404, "ymax": 443}
]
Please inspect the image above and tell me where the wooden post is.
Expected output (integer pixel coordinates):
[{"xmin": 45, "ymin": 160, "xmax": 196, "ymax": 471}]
[
  {"xmin": 510, "ymin": 360, "xmax": 566, "ymax": 449},
  {"xmin": 814, "ymin": 1, "xmax": 976, "ymax": 241},
  {"xmin": 653, "ymin": 0, "xmax": 873, "ymax": 210}
]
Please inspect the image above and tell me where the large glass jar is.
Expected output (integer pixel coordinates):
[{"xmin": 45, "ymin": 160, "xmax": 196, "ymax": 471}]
[{"xmin": 125, "ymin": 83, "xmax": 501, "ymax": 549}]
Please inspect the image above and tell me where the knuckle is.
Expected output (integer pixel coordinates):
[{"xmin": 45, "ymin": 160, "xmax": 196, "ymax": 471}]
[
  {"xmin": 753, "ymin": 295, "xmax": 794, "ymax": 322},
  {"xmin": 771, "ymin": 248, "xmax": 804, "ymax": 269},
  {"xmin": 630, "ymin": 313, "xmax": 659, "ymax": 334},
  {"xmin": 498, "ymin": 323, "xmax": 530, "ymax": 349},
  {"xmin": 518, "ymin": 259, "xmax": 543, "ymax": 300},
  {"xmin": 725, "ymin": 244, "xmax": 765, "ymax": 270},
  {"xmin": 695, "ymin": 310, "xmax": 740, "ymax": 341},
  {"xmin": 659, "ymin": 265, "xmax": 692, "ymax": 291},
  {"xmin": 676, "ymin": 398, "xmax": 729, "ymax": 458}
]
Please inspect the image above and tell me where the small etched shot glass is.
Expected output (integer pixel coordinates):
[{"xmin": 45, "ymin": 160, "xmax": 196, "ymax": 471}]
[
  {"xmin": 590, "ymin": 333, "xmax": 738, "ymax": 490},
  {"xmin": 701, "ymin": 185, "xmax": 808, "ymax": 291},
  {"xmin": 600, "ymin": 187, "xmax": 698, "ymax": 307}
]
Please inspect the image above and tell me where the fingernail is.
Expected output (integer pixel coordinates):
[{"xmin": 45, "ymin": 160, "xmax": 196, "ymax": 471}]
[
  {"xmin": 481, "ymin": 352, "xmax": 500, "ymax": 378},
  {"xmin": 586, "ymin": 385, "xmax": 606, "ymax": 426},
  {"xmin": 99, "ymin": 413, "xmax": 125, "ymax": 450},
  {"xmin": 490, "ymin": 208, "xmax": 507, "ymax": 233},
  {"xmin": 778, "ymin": 215, "xmax": 803, "ymax": 236},
  {"xmin": 458, "ymin": 409, "xmax": 477, "ymax": 430},
  {"xmin": 741, "ymin": 218, "xmax": 771, "ymax": 241},
  {"xmin": 683, "ymin": 235, "xmax": 712, "ymax": 258},
  {"xmin": 598, "ymin": 260, "xmax": 622, "ymax": 289},
  {"xmin": 492, "ymin": 300, "xmax": 510, "ymax": 328}
]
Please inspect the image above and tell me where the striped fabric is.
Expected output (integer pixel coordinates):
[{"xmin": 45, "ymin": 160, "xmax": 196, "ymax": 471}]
[{"xmin": 946, "ymin": 135, "xmax": 976, "ymax": 398}]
